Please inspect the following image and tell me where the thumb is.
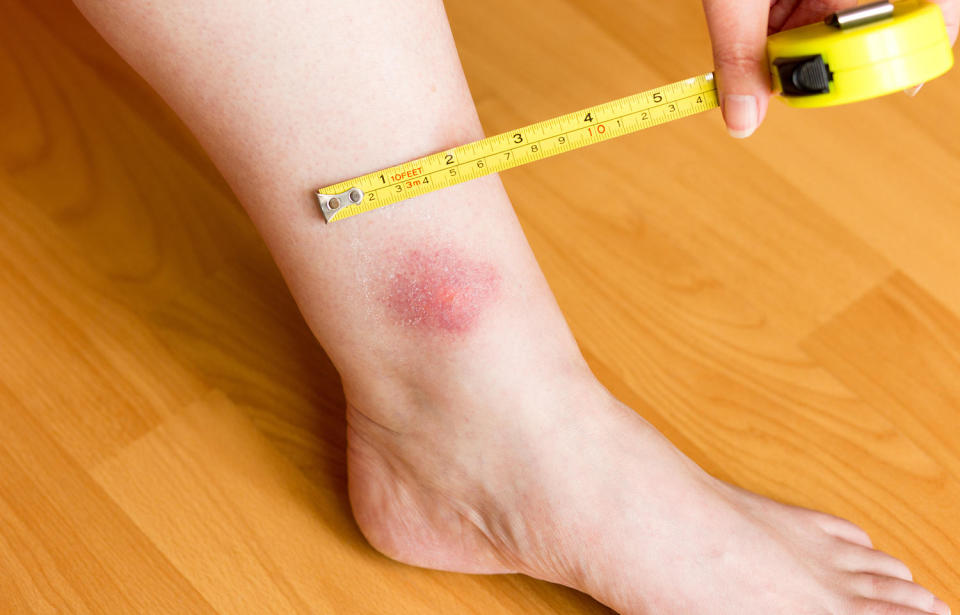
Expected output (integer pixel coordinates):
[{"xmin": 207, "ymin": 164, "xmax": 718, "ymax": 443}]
[{"xmin": 702, "ymin": 0, "xmax": 772, "ymax": 138}]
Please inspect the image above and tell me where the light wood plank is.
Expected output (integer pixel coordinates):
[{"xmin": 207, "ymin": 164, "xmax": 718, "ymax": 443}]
[
  {"xmin": 0, "ymin": 383, "xmax": 216, "ymax": 614},
  {"xmin": 0, "ymin": 0, "xmax": 260, "ymax": 311},
  {"xmin": 804, "ymin": 271, "xmax": 960, "ymax": 490},
  {"xmin": 0, "ymin": 183, "xmax": 205, "ymax": 467}
]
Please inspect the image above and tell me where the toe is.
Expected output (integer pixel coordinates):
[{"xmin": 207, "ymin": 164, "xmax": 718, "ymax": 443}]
[
  {"xmin": 849, "ymin": 573, "xmax": 948, "ymax": 614},
  {"xmin": 850, "ymin": 596, "xmax": 950, "ymax": 615},
  {"xmin": 814, "ymin": 513, "xmax": 874, "ymax": 548},
  {"xmin": 836, "ymin": 544, "xmax": 913, "ymax": 581}
]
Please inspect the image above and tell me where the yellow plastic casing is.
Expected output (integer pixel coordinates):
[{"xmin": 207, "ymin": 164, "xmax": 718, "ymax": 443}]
[{"xmin": 767, "ymin": 0, "xmax": 954, "ymax": 108}]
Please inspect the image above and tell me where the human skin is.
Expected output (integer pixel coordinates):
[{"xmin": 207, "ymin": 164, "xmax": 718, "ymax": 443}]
[
  {"xmin": 71, "ymin": 1, "xmax": 952, "ymax": 613},
  {"xmin": 380, "ymin": 248, "xmax": 501, "ymax": 334},
  {"xmin": 703, "ymin": 0, "xmax": 960, "ymax": 137}
]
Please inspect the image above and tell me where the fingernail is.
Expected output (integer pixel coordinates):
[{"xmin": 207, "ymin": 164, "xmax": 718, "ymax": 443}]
[
  {"xmin": 723, "ymin": 95, "xmax": 758, "ymax": 139},
  {"xmin": 904, "ymin": 83, "xmax": 924, "ymax": 97}
]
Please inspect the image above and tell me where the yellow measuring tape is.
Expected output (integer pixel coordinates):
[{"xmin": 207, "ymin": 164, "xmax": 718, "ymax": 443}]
[
  {"xmin": 318, "ymin": 0, "xmax": 953, "ymax": 223},
  {"xmin": 318, "ymin": 75, "xmax": 717, "ymax": 222}
]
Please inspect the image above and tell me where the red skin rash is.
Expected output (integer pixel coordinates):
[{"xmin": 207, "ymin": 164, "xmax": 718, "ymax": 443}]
[{"xmin": 383, "ymin": 247, "xmax": 501, "ymax": 334}]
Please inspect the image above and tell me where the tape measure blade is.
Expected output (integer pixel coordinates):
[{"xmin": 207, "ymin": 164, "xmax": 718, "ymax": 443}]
[{"xmin": 318, "ymin": 72, "xmax": 718, "ymax": 221}]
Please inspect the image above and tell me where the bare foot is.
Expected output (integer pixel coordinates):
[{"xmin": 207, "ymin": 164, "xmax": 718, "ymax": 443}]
[{"xmin": 346, "ymin": 361, "xmax": 950, "ymax": 615}]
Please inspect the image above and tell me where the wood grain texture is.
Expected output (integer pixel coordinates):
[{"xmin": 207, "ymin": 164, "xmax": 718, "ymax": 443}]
[{"xmin": 1, "ymin": 0, "xmax": 958, "ymax": 612}]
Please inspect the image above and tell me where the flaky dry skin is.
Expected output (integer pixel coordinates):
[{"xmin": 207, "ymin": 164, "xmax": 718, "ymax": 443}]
[{"xmin": 381, "ymin": 247, "xmax": 501, "ymax": 334}]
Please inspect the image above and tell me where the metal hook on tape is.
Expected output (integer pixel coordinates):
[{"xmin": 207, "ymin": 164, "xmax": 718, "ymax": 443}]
[{"xmin": 317, "ymin": 187, "xmax": 364, "ymax": 222}]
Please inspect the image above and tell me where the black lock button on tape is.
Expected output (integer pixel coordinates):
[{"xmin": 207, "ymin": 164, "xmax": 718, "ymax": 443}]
[{"xmin": 773, "ymin": 55, "xmax": 834, "ymax": 96}]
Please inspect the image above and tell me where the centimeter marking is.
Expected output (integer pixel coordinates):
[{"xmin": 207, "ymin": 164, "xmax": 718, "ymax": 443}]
[{"xmin": 318, "ymin": 72, "xmax": 719, "ymax": 223}]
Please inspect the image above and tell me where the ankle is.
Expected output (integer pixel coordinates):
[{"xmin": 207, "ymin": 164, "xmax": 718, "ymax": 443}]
[{"xmin": 342, "ymin": 345, "xmax": 600, "ymax": 436}]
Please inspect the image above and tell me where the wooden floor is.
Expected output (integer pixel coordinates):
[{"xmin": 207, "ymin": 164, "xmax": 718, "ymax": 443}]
[{"xmin": 1, "ymin": 0, "xmax": 959, "ymax": 612}]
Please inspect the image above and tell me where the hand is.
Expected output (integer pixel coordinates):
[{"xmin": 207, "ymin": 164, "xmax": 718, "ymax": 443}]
[{"xmin": 702, "ymin": 0, "xmax": 960, "ymax": 138}]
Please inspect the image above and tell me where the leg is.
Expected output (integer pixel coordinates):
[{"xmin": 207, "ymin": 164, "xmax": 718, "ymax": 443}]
[{"xmin": 72, "ymin": 1, "xmax": 949, "ymax": 613}]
